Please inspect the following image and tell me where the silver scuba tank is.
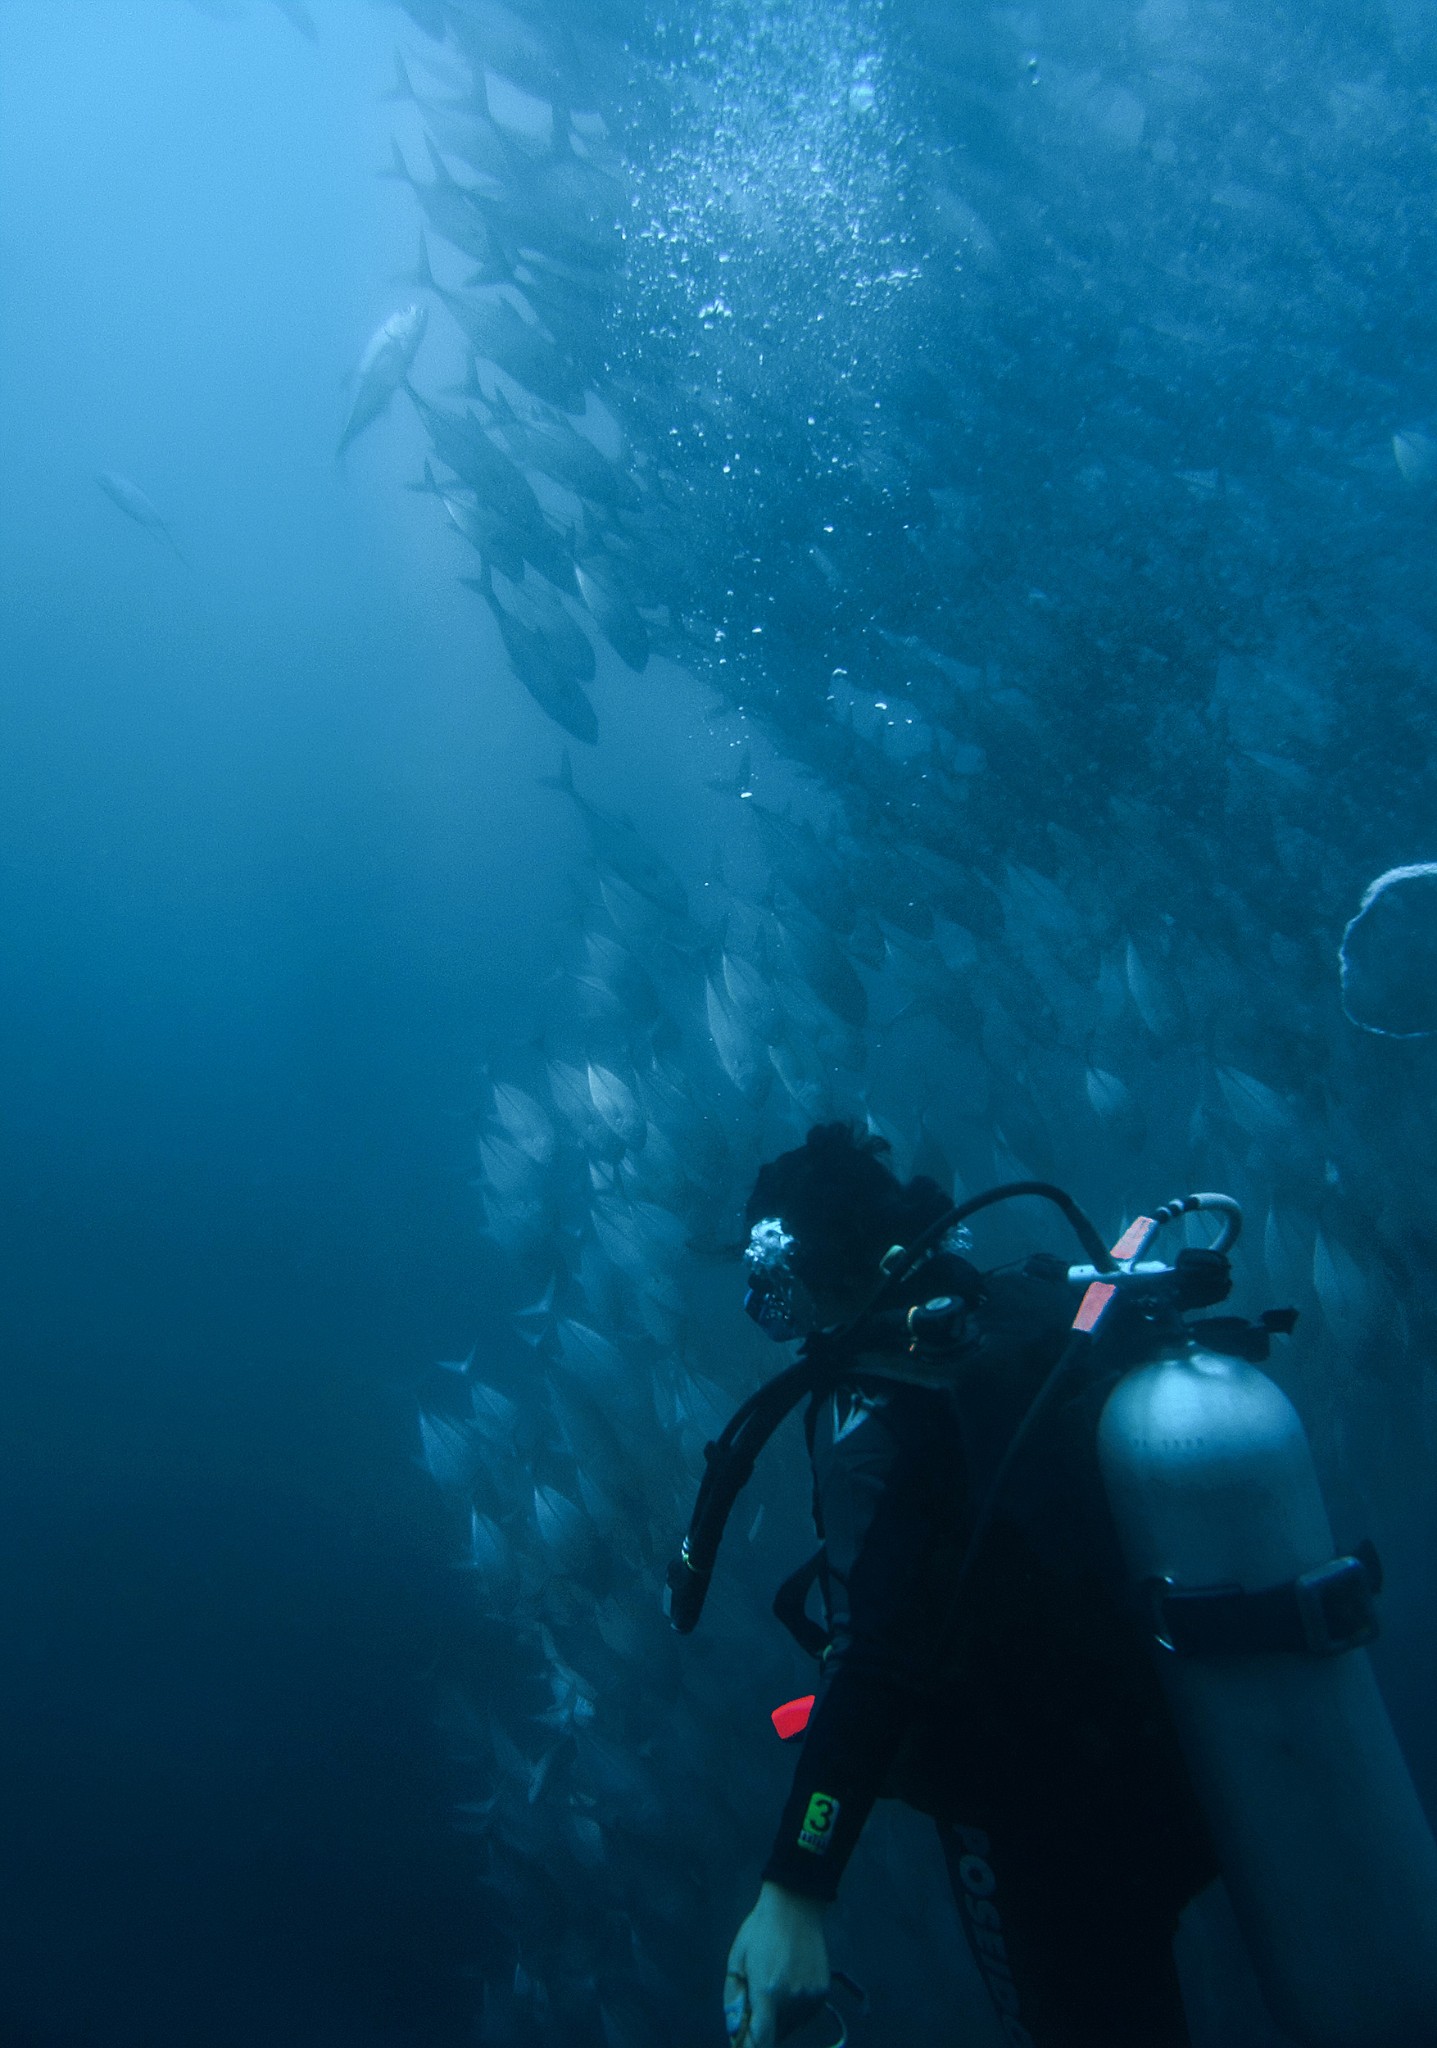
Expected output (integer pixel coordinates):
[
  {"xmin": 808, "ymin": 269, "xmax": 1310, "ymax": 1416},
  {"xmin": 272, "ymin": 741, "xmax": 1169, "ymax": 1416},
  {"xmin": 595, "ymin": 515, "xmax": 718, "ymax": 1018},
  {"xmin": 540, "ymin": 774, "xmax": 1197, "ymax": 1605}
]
[{"xmin": 1097, "ymin": 1346, "xmax": 1437, "ymax": 2048}]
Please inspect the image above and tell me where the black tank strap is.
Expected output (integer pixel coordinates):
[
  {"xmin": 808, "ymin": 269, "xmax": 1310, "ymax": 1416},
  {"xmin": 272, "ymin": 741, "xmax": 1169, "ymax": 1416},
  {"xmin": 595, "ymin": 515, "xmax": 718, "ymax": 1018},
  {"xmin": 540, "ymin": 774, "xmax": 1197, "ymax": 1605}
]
[{"xmin": 1144, "ymin": 1541, "xmax": 1381, "ymax": 1658}]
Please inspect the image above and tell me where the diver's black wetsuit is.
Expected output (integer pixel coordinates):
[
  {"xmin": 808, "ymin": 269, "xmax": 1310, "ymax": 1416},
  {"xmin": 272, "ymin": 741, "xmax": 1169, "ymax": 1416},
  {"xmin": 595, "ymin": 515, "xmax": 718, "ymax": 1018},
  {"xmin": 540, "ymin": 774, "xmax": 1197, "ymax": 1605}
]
[{"xmin": 762, "ymin": 1263, "xmax": 1217, "ymax": 2048}]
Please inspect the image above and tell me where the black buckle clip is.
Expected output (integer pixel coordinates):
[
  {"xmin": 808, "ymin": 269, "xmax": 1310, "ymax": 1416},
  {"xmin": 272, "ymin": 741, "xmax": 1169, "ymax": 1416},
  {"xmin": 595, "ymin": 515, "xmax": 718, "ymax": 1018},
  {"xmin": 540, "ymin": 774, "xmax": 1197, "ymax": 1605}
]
[
  {"xmin": 1293, "ymin": 1554, "xmax": 1379, "ymax": 1657},
  {"xmin": 1145, "ymin": 1576, "xmax": 1185, "ymax": 1655}
]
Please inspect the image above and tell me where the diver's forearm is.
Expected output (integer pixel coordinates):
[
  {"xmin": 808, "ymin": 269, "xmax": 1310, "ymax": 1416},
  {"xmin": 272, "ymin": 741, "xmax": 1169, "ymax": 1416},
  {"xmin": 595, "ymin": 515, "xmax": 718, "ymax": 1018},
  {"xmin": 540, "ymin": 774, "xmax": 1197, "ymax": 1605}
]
[{"xmin": 760, "ymin": 1663, "xmax": 912, "ymax": 1900}]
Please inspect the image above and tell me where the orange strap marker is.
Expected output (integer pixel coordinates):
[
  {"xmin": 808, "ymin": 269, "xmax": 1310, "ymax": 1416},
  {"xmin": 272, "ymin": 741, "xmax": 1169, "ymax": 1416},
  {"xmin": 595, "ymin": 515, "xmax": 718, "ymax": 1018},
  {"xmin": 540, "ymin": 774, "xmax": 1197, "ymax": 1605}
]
[
  {"xmin": 771, "ymin": 1694, "xmax": 816, "ymax": 1741},
  {"xmin": 1073, "ymin": 1217, "xmax": 1157, "ymax": 1332},
  {"xmin": 1073, "ymin": 1282, "xmax": 1116, "ymax": 1332},
  {"xmin": 1110, "ymin": 1217, "xmax": 1156, "ymax": 1261}
]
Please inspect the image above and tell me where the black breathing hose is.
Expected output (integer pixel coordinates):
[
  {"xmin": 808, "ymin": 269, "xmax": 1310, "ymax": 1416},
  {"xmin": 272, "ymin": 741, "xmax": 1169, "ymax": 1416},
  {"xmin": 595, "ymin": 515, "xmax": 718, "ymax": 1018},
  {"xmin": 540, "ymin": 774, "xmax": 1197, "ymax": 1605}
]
[
  {"xmin": 666, "ymin": 1179, "xmax": 1117, "ymax": 1634},
  {"xmin": 936, "ymin": 1187, "xmax": 1245, "ymax": 1647},
  {"xmin": 911, "ymin": 1179, "xmax": 1119, "ymax": 1279}
]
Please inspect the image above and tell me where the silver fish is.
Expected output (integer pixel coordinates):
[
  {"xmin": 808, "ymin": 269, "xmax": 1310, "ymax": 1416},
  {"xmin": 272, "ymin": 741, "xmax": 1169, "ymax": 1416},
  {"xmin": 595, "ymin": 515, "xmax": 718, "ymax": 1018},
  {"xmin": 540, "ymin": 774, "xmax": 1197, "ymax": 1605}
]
[
  {"xmin": 543, "ymin": 752, "xmax": 688, "ymax": 916},
  {"xmin": 95, "ymin": 471, "xmax": 187, "ymax": 565},
  {"xmin": 338, "ymin": 303, "xmax": 428, "ymax": 455},
  {"xmin": 466, "ymin": 566, "xmax": 599, "ymax": 744},
  {"xmin": 382, "ymin": 135, "xmax": 497, "ymax": 266}
]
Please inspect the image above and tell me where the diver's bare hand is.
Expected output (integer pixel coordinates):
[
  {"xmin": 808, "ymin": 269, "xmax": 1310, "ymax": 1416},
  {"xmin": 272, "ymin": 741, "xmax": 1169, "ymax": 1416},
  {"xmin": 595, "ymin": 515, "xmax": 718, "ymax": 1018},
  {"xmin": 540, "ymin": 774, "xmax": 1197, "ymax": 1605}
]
[{"xmin": 724, "ymin": 1881, "xmax": 830, "ymax": 2047}]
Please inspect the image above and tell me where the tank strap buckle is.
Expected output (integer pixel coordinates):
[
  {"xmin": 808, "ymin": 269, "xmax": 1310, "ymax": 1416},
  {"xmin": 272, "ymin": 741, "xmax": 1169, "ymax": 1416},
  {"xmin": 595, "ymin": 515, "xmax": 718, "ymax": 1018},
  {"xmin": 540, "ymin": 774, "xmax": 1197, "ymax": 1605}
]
[
  {"xmin": 1294, "ymin": 1552, "xmax": 1382, "ymax": 1657},
  {"xmin": 1144, "ymin": 1545, "xmax": 1381, "ymax": 1659}
]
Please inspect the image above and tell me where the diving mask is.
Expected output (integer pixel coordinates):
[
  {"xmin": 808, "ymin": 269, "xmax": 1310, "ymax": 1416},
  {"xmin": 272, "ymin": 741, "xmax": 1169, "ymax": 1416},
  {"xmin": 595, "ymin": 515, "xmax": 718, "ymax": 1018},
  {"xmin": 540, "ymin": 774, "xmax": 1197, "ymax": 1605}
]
[{"xmin": 743, "ymin": 1217, "xmax": 818, "ymax": 1342}]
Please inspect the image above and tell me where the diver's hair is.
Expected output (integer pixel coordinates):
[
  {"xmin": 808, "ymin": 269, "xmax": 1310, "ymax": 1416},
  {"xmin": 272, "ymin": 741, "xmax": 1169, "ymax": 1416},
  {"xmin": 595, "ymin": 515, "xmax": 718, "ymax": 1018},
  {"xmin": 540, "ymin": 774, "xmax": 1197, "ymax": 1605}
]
[{"xmin": 744, "ymin": 1122, "xmax": 951, "ymax": 1303}]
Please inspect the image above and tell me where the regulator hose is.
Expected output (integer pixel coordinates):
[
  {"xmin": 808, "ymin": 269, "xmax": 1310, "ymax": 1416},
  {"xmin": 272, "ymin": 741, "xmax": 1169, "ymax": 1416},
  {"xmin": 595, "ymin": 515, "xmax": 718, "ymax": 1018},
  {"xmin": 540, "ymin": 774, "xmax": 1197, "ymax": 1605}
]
[{"xmin": 666, "ymin": 1179, "xmax": 1116, "ymax": 1634}]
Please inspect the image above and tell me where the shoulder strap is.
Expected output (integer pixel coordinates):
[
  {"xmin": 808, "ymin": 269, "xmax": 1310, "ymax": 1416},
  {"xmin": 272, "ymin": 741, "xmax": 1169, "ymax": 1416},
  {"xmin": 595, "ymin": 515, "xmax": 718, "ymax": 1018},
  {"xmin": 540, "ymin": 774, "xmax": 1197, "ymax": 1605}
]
[{"xmin": 773, "ymin": 1549, "xmax": 831, "ymax": 1660}]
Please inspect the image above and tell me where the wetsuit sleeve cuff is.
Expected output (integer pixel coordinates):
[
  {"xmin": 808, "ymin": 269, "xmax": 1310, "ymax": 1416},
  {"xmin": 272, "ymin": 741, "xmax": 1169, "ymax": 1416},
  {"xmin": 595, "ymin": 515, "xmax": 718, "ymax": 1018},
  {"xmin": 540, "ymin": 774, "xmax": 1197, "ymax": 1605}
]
[{"xmin": 760, "ymin": 1839, "xmax": 846, "ymax": 1903}]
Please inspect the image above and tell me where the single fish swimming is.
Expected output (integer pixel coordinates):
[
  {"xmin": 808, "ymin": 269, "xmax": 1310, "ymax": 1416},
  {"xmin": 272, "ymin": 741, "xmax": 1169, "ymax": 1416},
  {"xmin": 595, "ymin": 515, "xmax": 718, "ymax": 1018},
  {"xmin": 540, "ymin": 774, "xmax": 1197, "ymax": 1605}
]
[
  {"xmin": 382, "ymin": 137, "xmax": 499, "ymax": 268},
  {"xmin": 95, "ymin": 471, "xmax": 188, "ymax": 565},
  {"xmin": 338, "ymin": 303, "xmax": 428, "ymax": 456}
]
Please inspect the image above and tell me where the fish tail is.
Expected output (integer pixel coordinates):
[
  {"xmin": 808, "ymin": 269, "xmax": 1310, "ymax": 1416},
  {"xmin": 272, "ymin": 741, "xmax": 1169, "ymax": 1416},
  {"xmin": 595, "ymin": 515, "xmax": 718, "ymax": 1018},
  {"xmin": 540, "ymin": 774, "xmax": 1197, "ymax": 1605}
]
[
  {"xmin": 539, "ymin": 747, "xmax": 575, "ymax": 794},
  {"xmin": 382, "ymin": 49, "xmax": 414, "ymax": 102},
  {"xmin": 402, "ymin": 230, "xmax": 436, "ymax": 293},
  {"xmin": 380, "ymin": 137, "xmax": 412, "ymax": 184}
]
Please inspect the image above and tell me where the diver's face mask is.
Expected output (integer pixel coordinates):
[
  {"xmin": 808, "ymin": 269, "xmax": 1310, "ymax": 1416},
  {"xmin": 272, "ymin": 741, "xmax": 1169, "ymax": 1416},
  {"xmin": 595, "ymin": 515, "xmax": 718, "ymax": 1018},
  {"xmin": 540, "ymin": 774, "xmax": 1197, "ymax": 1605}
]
[{"xmin": 743, "ymin": 1217, "xmax": 819, "ymax": 1342}]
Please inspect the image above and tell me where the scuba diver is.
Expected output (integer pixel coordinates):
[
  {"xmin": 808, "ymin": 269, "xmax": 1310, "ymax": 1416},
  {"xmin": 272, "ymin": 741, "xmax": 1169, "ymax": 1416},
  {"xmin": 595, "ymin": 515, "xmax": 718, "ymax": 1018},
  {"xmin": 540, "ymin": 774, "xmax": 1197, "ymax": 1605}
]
[
  {"xmin": 667, "ymin": 1122, "xmax": 1437, "ymax": 2048},
  {"xmin": 713, "ymin": 1123, "xmax": 1215, "ymax": 2048}
]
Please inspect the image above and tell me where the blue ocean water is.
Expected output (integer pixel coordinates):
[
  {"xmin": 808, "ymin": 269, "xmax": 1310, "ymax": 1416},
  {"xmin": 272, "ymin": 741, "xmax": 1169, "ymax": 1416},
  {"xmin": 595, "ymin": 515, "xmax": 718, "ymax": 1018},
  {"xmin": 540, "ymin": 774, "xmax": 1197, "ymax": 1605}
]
[{"xmin": 3, "ymin": 2, "xmax": 1437, "ymax": 2043}]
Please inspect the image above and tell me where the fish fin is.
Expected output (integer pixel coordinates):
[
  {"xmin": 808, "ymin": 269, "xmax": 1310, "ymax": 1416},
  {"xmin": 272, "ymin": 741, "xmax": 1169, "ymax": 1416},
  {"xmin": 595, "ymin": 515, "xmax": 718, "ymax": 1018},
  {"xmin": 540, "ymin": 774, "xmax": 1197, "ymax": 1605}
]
[
  {"xmin": 445, "ymin": 355, "xmax": 487, "ymax": 402},
  {"xmin": 383, "ymin": 48, "xmax": 415, "ymax": 101},
  {"xmin": 380, "ymin": 137, "xmax": 412, "ymax": 183},
  {"xmin": 423, "ymin": 129, "xmax": 455, "ymax": 185},
  {"xmin": 539, "ymin": 747, "xmax": 575, "ymax": 794},
  {"xmin": 401, "ymin": 230, "xmax": 435, "ymax": 292}
]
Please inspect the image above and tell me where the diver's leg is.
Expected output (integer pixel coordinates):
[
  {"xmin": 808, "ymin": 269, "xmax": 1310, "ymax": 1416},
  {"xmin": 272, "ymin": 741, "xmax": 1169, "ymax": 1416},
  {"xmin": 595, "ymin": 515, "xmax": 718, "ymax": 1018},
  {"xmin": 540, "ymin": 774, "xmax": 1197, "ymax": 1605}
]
[{"xmin": 936, "ymin": 1811, "xmax": 1192, "ymax": 2048}]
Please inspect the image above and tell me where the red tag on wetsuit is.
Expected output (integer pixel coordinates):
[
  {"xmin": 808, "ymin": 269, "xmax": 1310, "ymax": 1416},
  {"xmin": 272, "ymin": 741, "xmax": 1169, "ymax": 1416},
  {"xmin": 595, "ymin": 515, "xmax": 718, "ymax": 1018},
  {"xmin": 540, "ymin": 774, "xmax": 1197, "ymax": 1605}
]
[{"xmin": 771, "ymin": 1695, "xmax": 815, "ymax": 1741}]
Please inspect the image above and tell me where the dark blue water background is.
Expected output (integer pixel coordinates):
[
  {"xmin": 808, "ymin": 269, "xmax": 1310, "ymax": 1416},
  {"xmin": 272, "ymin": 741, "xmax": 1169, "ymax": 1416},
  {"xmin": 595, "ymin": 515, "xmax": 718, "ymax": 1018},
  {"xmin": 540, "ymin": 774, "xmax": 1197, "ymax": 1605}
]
[{"xmin": 0, "ymin": 8, "xmax": 752, "ymax": 2039}]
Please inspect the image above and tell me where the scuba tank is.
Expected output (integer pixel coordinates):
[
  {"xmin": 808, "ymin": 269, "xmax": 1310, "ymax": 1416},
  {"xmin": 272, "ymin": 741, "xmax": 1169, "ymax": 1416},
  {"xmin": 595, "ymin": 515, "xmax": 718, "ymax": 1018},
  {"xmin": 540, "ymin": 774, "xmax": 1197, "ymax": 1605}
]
[{"xmin": 1099, "ymin": 1343, "xmax": 1437, "ymax": 2048}]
